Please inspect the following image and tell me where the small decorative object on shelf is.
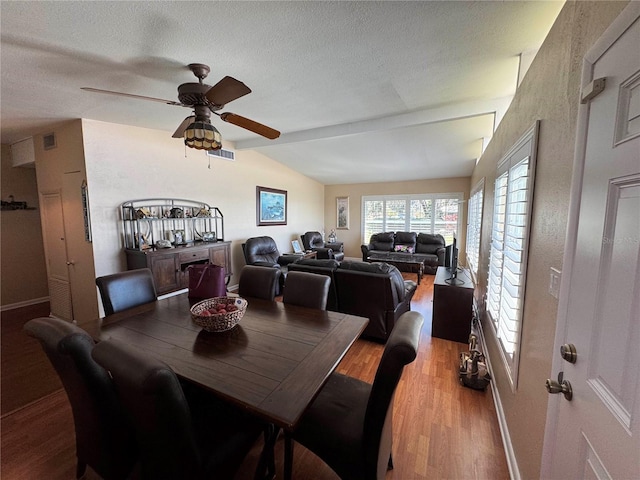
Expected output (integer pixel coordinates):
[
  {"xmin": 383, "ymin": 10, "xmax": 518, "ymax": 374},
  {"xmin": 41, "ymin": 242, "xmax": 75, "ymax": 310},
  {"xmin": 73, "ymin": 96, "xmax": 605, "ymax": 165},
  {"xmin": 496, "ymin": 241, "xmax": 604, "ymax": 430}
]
[
  {"xmin": 328, "ymin": 229, "xmax": 337, "ymax": 243},
  {"xmin": 121, "ymin": 198, "xmax": 224, "ymax": 250},
  {"xmin": 1, "ymin": 194, "xmax": 36, "ymax": 211}
]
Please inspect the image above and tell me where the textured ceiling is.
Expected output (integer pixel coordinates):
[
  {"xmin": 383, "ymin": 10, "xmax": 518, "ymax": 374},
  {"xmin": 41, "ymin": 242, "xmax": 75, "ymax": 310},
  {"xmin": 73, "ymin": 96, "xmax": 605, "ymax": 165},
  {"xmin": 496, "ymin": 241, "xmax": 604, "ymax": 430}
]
[{"xmin": 0, "ymin": 1, "xmax": 564, "ymax": 185}]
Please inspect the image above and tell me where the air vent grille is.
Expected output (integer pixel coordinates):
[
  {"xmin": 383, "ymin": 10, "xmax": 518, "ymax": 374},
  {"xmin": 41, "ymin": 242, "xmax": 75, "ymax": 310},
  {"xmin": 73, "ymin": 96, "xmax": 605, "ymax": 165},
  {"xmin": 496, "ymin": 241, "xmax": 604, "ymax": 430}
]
[
  {"xmin": 206, "ymin": 148, "xmax": 235, "ymax": 161},
  {"xmin": 43, "ymin": 133, "xmax": 56, "ymax": 150}
]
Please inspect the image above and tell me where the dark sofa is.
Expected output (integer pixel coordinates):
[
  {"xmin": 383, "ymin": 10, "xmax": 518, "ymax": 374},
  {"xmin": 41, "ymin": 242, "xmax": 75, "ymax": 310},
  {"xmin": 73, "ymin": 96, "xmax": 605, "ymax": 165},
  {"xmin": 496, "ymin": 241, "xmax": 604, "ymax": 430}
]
[
  {"xmin": 287, "ymin": 259, "xmax": 417, "ymax": 342},
  {"xmin": 361, "ymin": 231, "xmax": 446, "ymax": 274}
]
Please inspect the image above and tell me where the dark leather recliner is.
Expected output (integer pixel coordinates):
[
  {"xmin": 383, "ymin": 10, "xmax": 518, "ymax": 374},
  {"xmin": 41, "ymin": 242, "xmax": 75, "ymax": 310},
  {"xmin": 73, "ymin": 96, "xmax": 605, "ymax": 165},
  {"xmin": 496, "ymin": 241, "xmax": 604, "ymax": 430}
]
[
  {"xmin": 242, "ymin": 236, "xmax": 296, "ymax": 294},
  {"xmin": 24, "ymin": 317, "xmax": 138, "ymax": 480},
  {"xmin": 301, "ymin": 231, "xmax": 345, "ymax": 261}
]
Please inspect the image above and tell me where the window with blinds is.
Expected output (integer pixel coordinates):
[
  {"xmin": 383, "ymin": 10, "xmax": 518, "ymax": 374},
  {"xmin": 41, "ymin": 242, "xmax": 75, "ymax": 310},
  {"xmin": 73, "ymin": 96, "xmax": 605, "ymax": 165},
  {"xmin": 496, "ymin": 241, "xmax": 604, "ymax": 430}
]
[
  {"xmin": 466, "ymin": 179, "xmax": 484, "ymax": 280},
  {"xmin": 487, "ymin": 122, "xmax": 538, "ymax": 388},
  {"xmin": 362, "ymin": 193, "xmax": 463, "ymax": 245}
]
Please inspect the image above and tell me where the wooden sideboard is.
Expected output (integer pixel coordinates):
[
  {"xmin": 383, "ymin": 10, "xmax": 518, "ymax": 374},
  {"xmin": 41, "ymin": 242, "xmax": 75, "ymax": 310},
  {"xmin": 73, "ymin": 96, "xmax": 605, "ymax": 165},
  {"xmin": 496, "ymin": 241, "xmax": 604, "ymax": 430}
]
[{"xmin": 125, "ymin": 241, "xmax": 232, "ymax": 295}]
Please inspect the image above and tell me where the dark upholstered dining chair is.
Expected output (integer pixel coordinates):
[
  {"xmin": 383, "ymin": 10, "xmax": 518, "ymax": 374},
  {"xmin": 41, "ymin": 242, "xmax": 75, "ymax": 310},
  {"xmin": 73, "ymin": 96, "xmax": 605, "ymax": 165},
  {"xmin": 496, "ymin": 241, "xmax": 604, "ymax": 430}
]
[
  {"xmin": 96, "ymin": 268, "xmax": 157, "ymax": 316},
  {"xmin": 282, "ymin": 271, "xmax": 331, "ymax": 310},
  {"xmin": 23, "ymin": 317, "xmax": 137, "ymax": 480},
  {"xmin": 284, "ymin": 311, "xmax": 424, "ymax": 480},
  {"xmin": 238, "ymin": 265, "xmax": 281, "ymax": 301},
  {"xmin": 92, "ymin": 338, "xmax": 269, "ymax": 480}
]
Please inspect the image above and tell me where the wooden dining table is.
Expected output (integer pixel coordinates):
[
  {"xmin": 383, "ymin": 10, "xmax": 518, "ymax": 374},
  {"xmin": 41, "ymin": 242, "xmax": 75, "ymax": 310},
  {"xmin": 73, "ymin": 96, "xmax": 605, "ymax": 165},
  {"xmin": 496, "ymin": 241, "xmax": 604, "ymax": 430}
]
[{"xmin": 82, "ymin": 293, "xmax": 368, "ymax": 431}]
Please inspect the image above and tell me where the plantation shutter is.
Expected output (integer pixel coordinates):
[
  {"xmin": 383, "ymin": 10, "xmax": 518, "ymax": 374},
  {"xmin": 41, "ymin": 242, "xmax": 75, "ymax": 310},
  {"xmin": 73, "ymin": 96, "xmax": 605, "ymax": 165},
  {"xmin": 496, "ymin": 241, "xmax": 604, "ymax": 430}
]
[
  {"xmin": 486, "ymin": 122, "xmax": 538, "ymax": 387},
  {"xmin": 466, "ymin": 179, "xmax": 484, "ymax": 277}
]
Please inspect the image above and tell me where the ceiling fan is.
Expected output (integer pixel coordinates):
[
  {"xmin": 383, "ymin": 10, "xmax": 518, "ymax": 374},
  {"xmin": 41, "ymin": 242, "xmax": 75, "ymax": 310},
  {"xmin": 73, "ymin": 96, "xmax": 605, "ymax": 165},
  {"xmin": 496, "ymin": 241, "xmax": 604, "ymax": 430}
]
[{"xmin": 81, "ymin": 63, "xmax": 280, "ymax": 149}]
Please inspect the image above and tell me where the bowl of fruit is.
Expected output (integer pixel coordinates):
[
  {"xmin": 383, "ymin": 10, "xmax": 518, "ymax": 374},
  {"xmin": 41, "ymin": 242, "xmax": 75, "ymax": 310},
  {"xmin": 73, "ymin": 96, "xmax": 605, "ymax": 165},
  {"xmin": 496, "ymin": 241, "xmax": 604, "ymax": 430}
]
[{"xmin": 190, "ymin": 296, "xmax": 248, "ymax": 332}]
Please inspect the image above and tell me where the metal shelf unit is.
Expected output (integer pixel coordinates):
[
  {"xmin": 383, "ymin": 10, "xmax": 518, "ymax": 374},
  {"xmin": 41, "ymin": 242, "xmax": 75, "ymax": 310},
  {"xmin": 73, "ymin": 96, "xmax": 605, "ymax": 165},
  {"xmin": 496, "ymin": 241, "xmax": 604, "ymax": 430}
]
[{"xmin": 121, "ymin": 198, "xmax": 224, "ymax": 250}]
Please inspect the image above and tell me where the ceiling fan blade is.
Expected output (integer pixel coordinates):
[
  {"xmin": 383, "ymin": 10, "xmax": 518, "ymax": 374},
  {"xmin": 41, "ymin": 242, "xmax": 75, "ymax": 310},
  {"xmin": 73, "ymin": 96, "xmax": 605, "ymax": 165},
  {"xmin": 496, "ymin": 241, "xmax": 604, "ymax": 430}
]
[
  {"xmin": 205, "ymin": 77, "xmax": 251, "ymax": 107},
  {"xmin": 81, "ymin": 87, "xmax": 184, "ymax": 106},
  {"xmin": 172, "ymin": 116, "xmax": 196, "ymax": 138},
  {"xmin": 219, "ymin": 112, "xmax": 280, "ymax": 140}
]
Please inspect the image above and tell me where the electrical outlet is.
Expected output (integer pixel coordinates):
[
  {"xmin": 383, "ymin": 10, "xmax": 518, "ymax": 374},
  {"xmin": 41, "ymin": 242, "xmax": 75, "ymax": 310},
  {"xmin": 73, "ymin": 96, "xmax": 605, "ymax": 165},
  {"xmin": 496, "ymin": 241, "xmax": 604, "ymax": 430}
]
[{"xmin": 549, "ymin": 267, "xmax": 561, "ymax": 299}]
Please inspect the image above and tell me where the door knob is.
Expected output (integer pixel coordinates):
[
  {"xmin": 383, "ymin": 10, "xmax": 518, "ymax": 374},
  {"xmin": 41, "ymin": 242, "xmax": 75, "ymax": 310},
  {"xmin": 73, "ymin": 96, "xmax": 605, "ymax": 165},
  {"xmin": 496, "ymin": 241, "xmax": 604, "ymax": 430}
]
[
  {"xmin": 545, "ymin": 372, "xmax": 573, "ymax": 401},
  {"xmin": 66, "ymin": 261, "xmax": 75, "ymax": 266}
]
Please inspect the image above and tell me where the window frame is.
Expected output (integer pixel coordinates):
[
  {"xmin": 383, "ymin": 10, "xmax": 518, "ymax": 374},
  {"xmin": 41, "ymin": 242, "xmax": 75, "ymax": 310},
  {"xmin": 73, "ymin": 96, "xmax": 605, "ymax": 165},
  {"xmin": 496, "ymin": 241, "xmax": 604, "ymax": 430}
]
[
  {"xmin": 466, "ymin": 178, "xmax": 485, "ymax": 282},
  {"xmin": 361, "ymin": 192, "xmax": 464, "ymax": 245},
  {"xmin": 487, "ymin": 121, "xmax": 539, "ymax": 390}
]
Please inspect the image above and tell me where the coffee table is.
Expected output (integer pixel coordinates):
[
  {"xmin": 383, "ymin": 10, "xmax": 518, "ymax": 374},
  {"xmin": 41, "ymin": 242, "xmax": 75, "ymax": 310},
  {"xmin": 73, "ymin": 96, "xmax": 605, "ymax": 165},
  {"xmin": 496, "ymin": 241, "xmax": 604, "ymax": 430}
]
[{"xmin": 367, "ymin": 254, "xmax": 424, "ymax": 285}]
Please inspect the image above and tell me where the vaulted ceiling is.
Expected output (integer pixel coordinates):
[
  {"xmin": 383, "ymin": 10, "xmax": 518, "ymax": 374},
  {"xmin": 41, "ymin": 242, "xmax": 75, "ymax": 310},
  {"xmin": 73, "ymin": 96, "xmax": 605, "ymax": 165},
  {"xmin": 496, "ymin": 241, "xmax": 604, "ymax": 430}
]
[{"xmin": 0, "ymin": 1, "xmax": 564, "ymax": 184}]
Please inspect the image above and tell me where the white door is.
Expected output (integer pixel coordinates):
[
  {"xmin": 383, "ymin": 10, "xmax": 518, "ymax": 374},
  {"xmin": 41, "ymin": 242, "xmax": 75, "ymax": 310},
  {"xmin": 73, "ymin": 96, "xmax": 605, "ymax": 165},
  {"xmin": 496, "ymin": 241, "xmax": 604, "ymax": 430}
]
[
  {"xmin": 41, "ymin": 191, "xmax": 73, "ymax": 320},
  {"xmin": 541, "ymin": 5, "xmax": 640, "ymax": 479}
]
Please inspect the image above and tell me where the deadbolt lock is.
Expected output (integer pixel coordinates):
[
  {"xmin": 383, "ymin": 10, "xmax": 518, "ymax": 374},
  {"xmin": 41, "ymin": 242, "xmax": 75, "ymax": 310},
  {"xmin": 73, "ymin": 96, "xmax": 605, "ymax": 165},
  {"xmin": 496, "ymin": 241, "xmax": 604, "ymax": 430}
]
[
  {"xmin": 545, "ymin": 371, "xmax": 573, "ymax": 401},
  {"xmin": 560, "ymin": 343, "xmax": 577, "ymax": 363}
]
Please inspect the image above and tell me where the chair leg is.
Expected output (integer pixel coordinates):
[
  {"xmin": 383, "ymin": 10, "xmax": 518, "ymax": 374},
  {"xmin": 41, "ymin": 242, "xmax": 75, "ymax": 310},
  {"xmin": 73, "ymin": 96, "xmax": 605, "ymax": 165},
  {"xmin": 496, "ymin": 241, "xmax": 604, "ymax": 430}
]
[
  {"xmin": 387, "ymin": 452, "xmax": 394, "ymax": 470},
  {"xmin": 284, "ymin": 434, "xmax": 294, "ymax": 480},
  {"xmin": 76, "ymin": 460, "xmax": 86, "ymax": 479}
]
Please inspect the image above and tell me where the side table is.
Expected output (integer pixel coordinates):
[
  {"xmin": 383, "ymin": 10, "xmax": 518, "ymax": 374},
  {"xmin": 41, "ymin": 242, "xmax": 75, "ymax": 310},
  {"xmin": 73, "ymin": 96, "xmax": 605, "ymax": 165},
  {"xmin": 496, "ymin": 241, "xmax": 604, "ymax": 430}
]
[
  {"xmin": 281, "ymin": 251, "xmax": 317, "ymax": 262},
  {"xmin": 432, "ymin": 266, "xmax": 474, "ymax": 343}
]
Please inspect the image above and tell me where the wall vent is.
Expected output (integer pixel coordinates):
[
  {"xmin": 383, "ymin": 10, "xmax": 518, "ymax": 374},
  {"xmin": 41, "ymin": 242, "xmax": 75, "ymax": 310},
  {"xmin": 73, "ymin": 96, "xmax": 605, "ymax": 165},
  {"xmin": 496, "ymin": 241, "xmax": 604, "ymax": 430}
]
[
  {"xmin": 206, "ymin": 148, "xmax": 235, "ymax": 161},
  {"xmin": 43, "ymin": 133, "xmax": 57, "ymax": 150}
]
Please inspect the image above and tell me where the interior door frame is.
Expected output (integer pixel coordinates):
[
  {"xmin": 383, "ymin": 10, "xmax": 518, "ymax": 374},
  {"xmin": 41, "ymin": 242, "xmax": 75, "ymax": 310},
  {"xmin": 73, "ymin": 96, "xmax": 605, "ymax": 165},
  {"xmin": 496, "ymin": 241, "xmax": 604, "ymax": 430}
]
[{"xmin": 540, "ymin": 3, "xmax": 640, "ymax": 475}]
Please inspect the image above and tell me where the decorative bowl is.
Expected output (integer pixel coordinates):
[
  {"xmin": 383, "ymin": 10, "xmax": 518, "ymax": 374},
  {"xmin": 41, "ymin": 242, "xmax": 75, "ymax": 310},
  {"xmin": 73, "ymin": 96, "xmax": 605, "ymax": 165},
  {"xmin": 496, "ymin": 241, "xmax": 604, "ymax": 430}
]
[{"xmin": 190, "ymin": 297, "xmax": 247, "ymax": 332}]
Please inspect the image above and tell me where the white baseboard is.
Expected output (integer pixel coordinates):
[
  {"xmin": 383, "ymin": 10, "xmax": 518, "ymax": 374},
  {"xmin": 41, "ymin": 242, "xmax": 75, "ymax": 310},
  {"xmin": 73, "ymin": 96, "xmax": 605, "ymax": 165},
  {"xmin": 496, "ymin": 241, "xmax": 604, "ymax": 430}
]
[
  {"xmin": 477, "ymin": 321, "xmax": 520, "ymax": 480},
  {"xmin": 1, "ymin": 297, "xmax": 50, "ymax": 312}
]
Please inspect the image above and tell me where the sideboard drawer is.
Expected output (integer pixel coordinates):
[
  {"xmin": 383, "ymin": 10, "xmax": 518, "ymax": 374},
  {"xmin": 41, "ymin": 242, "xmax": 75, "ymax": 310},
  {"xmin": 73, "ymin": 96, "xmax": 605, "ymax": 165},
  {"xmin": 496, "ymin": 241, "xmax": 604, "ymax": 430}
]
[{"xmin": 178, "ymin": 249, "xmax": 210, "ymax": 263}]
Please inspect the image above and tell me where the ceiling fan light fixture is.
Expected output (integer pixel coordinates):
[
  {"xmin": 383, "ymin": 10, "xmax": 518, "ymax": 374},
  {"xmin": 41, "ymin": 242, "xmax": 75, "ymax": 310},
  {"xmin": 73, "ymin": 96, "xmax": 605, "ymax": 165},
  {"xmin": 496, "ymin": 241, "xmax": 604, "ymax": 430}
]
[{"xmin": 184, "ymin": 121, "xmax": 222, "ymax": 150}]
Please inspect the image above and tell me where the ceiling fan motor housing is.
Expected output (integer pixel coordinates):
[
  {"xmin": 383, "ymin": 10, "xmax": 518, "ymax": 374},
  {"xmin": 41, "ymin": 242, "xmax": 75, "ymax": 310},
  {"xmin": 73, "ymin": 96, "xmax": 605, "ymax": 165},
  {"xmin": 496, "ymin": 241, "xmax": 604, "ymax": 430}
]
[{"xmin": 177, "ymin": 83, "xmax": 218, "ymax": 108}]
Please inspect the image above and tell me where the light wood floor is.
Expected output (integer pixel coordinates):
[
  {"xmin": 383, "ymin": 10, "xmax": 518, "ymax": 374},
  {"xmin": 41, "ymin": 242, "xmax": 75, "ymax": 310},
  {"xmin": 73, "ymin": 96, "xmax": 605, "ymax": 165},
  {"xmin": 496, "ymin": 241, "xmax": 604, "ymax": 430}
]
[{"xmin": 0, "ymin": 275, "xmax": 509, "ymax": 479}]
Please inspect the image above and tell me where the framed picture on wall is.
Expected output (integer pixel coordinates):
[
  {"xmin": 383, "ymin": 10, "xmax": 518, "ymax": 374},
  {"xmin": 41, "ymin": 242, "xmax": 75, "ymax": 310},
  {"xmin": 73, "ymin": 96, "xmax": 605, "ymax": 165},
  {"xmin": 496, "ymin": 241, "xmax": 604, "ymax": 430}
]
[
  {"xmin": 257, "ymin": 186, "xmax": 287, "ymax": 226},
  {"xmin": 337, "ymin": 196, "xmax": 349, "ymax": 229}
]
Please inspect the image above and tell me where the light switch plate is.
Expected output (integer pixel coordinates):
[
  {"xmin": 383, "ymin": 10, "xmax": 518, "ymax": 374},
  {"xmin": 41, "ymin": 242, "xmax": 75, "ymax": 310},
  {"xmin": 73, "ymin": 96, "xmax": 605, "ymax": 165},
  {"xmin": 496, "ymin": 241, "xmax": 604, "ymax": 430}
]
[{"xmin": 549, "ymin": 267, "xmax": 561, "ymax": 299}]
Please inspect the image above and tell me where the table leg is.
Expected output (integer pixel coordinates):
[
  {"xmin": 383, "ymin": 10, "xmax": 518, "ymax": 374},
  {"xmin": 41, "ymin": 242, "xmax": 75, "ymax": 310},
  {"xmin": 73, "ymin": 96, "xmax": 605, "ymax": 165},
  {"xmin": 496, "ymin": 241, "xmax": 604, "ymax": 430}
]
[
  {"xmin": 284, "ymin": 434, "xmax": 294, "ymax": 480},
  {"xmin": 417, "ymin": 263, "xmax": 423, "ymax": 285},
  {"xmin": 255, "ymin": 424, "xmax": 279, "ymax": 480}
]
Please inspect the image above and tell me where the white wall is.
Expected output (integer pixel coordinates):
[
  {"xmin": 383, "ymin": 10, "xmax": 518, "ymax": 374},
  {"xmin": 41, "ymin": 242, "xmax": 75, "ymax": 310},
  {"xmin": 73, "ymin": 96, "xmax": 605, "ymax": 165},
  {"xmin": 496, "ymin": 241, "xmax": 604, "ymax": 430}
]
[
  {"xmin": 0, "ymin": 145, "xmax": 48, "ymax": 308},
  {"xmin": 81, "ymin": 119, "xmax": 325, "ymax": 290},
  {"xmin": 470, "ymin": 2, "xmax": 630, "ymax": 478},
  {"xmin": 325, "ymin": 178, "xmax": 471, "ymax": 259}
]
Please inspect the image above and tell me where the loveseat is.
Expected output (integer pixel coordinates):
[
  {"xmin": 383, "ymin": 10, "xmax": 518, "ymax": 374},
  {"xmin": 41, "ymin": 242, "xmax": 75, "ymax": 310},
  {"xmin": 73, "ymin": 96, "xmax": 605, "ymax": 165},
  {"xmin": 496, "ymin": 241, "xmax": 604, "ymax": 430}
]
[
  {"xmin": 287, "ymin": 259, "xmax": 417, "ymax": 342},
  {"xmin": 361, "ymin": 232, "xmax": 446, "ymax": 274}
]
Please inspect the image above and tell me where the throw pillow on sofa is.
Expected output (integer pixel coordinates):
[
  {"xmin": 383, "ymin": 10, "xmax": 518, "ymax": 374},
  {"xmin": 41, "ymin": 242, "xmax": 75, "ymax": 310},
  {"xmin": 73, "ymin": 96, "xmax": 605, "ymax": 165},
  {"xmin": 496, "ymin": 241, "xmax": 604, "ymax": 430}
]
[{"xmin": 394, "ymin": 245, "xmax": 414, "ymax": 253}]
